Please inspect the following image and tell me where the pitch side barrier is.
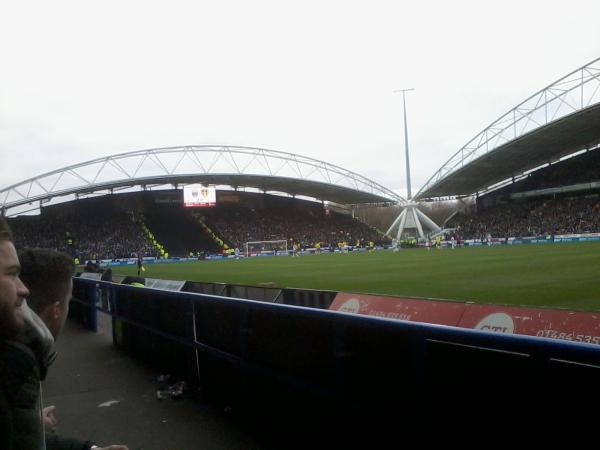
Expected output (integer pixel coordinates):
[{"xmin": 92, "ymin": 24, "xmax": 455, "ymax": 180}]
[
  {"xmin": 72, "ymin": 272, "xmax": 336, "ymax": 311},
  {"xmin": 462, "ymin": 232, "xmax": 600, "ymax": 247},
  {"xmin": 70, "ymin": 276, "xmax": 600, "ymax": 429},
  {"xmin": 184, "ymin": 280, "xmax": 336, "ymax": 309},
  {"xmin": 90, "ymin": 245, "xmax": 391, "ymax": 268}
]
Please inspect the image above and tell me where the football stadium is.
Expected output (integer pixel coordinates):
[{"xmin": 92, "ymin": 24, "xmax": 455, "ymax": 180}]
[
  {"xmin": 3, "ymin": 58, "xmax": 600, "ymax": 444},
  {"xmin": 3, "ymin": 59, "xmax": 600, "ymax": 311}
]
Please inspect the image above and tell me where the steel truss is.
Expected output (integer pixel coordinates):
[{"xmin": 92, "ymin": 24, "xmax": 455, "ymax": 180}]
[
  {"xmin": 385, "ymin": 203, "xmax": 441, "ymax": 241},
  {"xmin": 0, "ymin": 145, "xmax": 406, "ymax": 216},
  {"xmin": 415, "ymin": 57, "xmax": 600, "ymax": 199}
]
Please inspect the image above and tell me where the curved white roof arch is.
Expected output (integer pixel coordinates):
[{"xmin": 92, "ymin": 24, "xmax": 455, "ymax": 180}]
[
  {"xmin": 0, "ymin": 145, "xmax": 405, "ymax": 216},
  {"xmin": 416, "ymin": 57, "xmax": 600, "ymax": 199}
]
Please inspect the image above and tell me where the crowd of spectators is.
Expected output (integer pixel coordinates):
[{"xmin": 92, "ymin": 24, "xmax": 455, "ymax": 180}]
[
  {"xmin": 198, "ymin": 203, "xmax": 387, "ymax": 249},
  {"xmin": 458, "ymin": 148, "xmax": 600, "ymax": 240},
  {"xmin": 9, "ymin": 187, "xmax": 600, "ymax": 254},
  {"xmin": 5, "ymin": 197, "xmax": 387, "ymax": 259},
  {"xmin": 459, "ymin": 195, "xmax": 600, "ymax": 239},
  {"xmin": 8, "ymin": 211, "xmax": 156, "ymax": 261}
]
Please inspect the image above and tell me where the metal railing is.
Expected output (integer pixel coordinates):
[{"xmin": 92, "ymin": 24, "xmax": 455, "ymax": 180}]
[{"xmin": 71, "ymin": 277, "xmax": 600, "ymax": 420}]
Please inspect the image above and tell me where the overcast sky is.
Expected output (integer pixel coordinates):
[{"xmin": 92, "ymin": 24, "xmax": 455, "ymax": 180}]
[{"xmin": 1, "ymin": 0, "xmax": 599, "ymax": 198}]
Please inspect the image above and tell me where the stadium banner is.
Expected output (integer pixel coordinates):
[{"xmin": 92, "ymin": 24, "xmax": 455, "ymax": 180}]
[
  {"xmin": 458, "ymin": 305, "xmax": 600, "ymax": 345},
  {"xmin": 501, "ymin": 234, "xmax": 600, "ymax": 244},
  {"xmin": 463, "ymin": 239, "xmax": 503, "ymax": 246},
  {"xmin": 554, "ymin": 233, "xmax": 600, "ymax": 243},
  {"xmin": 331, "ymin": 293, "xmax": 600, "ymax": 345},
  {"xmin": 183, "ymin": 184, "xmax": 216, "ymax": 207},
  {"xmin": 555, "ymin": 233, "xmax": 600, "ymax": 239},
  {"xmin": 330, "ymin": 292, "xmax": 466, "ymax": 325},
  {"xmin": 100, "ymin": 257, "xmax": 200, "ymax": 267},
  {"xmin": 579, "ymin": 236, "xmax": 600, "ymax": 242}
]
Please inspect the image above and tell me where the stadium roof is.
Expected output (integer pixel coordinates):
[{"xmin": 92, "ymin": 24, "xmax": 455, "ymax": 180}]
[
  {"xmin": 416, "ymin": 57, "xmax": 600, "ymax": 199},
  {"xmin": 0, "ymin": 146, "xmax": 405, "ymax": 216}
]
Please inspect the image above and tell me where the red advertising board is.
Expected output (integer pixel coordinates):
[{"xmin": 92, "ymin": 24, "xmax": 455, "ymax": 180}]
[
  {"xmin": 458, "ymin": 304, "xmax": 600, "ymax": 345},
  {"xmin": 331, "ymin": 293, "xmax": 600, "ymax": 345},
  {"xmin": 330, "ymin": 292, "xmax": 466, "ymax": 326}
]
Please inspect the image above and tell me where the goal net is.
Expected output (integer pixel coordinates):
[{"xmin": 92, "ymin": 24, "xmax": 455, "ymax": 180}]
[{"xmin": 244, "ymin": 240, "xmax": 288, "ymax": 257}]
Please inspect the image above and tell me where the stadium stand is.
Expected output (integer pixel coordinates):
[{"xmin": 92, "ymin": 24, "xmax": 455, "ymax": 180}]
[
  {"xmin": 199, "ymin": 193, "xmax": 387, "ymax": 250},
  {"xmin": 452, "ymin": 149, "xmax": 600, "ymax": 239},
  {"xmin": 513, "ymin": 147, "xmax": 600, "ymax": 192},
  {"xmin": 142, "ymin": 208, "xmax": 222, "ymax": 256},
  {"xmin": 7, "ymin": 190, "xmax": 388, "ymax": 259},
  {"xmin": 458, "ymin": 195, "xmax": 600, "ymax": 239},
  {"xmin": 9, "ymin": 204, "xmax": 156, "ymax": 260}
]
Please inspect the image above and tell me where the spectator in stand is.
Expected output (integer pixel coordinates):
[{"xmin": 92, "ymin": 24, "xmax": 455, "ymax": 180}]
[
  {"xmin": 8, "ymin": 195, "xmax": 390, "ymax": 259},
  {"xmin": 458, "ymin": 195, "xmax": 600, "ymax": 239},
  {"xmin": 18, "ymin": 248, "xmax": 129, "ymax": 450},
  {"xmin": 0, "ymin": 218, "xmax": 30, "ymax": 450},
  {"xmin": 199, "ymin": 202, "xmax": 388, "ymax": 251},
  {"xmin": 0, "ymin": 218, "xmax": 28, "ymax": 340},
  {"xmin": 10, "ymin": 211, "xmax": 157, "ymax": 261}
]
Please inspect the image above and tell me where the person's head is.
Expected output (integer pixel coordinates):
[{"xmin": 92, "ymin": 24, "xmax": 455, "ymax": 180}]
[
  {"xmin": 0, "ymin": 218, "xmax": 29, "ymax": 339},
  {"xmin": 18, "ymin": 248, "xmax": 74, "ymax": 340},
  {"xmin": 84, "ymin": 260, "xmax": 95, "ymax": 272}
]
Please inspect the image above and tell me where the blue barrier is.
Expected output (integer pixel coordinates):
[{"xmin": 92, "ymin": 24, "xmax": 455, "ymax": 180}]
[
  {"xmin": 467, "ymin": 234, "xmax": 600, "ymax": 247},
  {"xmin": 70, "ymin": 278, "xmax": 99, "ymax": 332},
  {"xmin": 70, "ymin": 277, "xmax": 600, "ymax": 427}
]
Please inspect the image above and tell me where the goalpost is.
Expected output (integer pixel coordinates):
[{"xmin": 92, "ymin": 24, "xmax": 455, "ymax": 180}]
[{"xmin": 244, "ymin": 240, "xmax": 288, "ymax": 257}]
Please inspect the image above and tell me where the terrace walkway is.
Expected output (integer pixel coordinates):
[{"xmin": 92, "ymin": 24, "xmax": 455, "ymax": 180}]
[{"xmin": 43, "ymin": 313, "xmax": 265, "ymax": 450}]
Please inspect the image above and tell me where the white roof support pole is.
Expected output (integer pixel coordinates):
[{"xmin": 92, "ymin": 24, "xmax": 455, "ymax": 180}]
[
  {"xmin": 395, "ymin": 208, "xmax": 409, "ymax": 241},
  {"xmin": 385, "ymin": 208, "xmax": 404, "ymax": 236},
  {"xmin": 415, "ymin": 208, "xmax": 441, "ymax": 234},
  {"xmin": 411, "ymin": 206, "xmax": 425, "ymax": 239},
  {"xmin": 387, "ymin": 203, "xmax": 440, "ymax": 241}
]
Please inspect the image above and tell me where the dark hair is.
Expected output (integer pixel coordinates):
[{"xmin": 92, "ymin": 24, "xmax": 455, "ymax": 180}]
[
  {"xmin": 0, "ymin": 217, "xmax": 13, "ymax": 242},
  {"xmin": 100, "ymin": 268, "xmax": 113, "ymax": 282},
  {"xmin": 18, "ymin": 248, "xmax": 75, "ymax": 313}
]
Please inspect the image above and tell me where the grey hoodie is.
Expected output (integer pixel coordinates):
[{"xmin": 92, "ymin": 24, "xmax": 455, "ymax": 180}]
[{"xmin": 0, "ymin": 302, "xmax": 55, "ymax": 450}]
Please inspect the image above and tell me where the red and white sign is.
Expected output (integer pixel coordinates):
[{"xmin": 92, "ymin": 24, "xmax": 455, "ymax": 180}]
[
  {"xmin": 330, "ymin": 292, "xmax": 466, "ymax": 326},
  {"xmin": 458, "ymin": 304, "xmax": 600, "ymax": 344},
  {"xmin": 331, "ymin": 293, "xmax": 600, "ymax": 345}
]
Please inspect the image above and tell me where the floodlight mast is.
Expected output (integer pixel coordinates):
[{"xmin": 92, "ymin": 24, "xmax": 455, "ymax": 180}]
[
  {"xmin": 386, "ymin": 88, "xmax": 441, "ymax": 242},
  {"xmin": 393, "ymin": 88, "xmax": 414, "ymax": 200}
]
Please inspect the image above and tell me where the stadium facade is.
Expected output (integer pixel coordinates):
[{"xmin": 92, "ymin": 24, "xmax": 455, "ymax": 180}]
[
  {"xmin": 416, "ymin": 57, "xmax": 600, "ymax": 200},
  {"xmin": 0, "ymin": 146, "xmax": 405, "ymax": 217},
  {"xmin": 1, "ymin": 57, "xmax": 600, "ymax": 244}
]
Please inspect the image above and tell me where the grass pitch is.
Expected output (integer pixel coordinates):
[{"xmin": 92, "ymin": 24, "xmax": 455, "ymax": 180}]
[{"xmin": 113, "ymin": 242, "xmax": 600, "ymax": 311}]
